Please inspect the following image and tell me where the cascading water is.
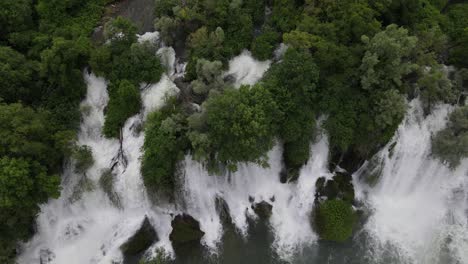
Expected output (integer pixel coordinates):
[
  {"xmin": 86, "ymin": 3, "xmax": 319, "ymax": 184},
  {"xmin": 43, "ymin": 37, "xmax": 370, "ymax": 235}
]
[
  {"xmin": 17, "ymin": 41, "xmax": 467, "ymax": 264},
  {"xmin": 179, "ymin": 135, "xmax": 332, "ymax": 259},
  {"xmin": 354, "ymin": 100, "xmax": 468, "ymax": 264}
]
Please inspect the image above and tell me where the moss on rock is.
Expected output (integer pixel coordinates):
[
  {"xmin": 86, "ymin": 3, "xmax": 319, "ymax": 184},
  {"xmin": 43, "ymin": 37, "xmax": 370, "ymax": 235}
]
[{"xmin": 314, "ymin": 199, "xmax": 356, "ymax": 242}]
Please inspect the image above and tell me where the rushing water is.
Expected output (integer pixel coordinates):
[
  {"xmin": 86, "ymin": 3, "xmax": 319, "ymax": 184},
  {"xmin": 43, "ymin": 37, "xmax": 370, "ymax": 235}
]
[{"xmin": 18, "ymin": 44, "xmax": 467, "ymax": 264}]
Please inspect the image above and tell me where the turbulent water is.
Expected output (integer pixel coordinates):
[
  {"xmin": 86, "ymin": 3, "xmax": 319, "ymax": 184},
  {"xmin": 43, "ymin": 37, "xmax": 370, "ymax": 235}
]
[{"xmin": 18, "ymin": 39, "xmax": 467, "ymax": 263}]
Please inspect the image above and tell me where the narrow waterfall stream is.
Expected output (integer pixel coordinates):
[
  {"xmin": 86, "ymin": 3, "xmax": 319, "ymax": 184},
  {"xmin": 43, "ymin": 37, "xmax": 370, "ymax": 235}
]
[{"xmin": 17, "ymin": 48, "xmax": 467, "ymax": 264}]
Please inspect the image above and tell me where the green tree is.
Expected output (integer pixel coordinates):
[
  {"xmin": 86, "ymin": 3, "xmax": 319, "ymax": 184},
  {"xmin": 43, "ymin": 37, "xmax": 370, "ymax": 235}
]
[
  {"xmin": 0, "ymin": 0, "xmax": 32, "ymax": 39},
  {"xmin": 0, "ymin": 46, "xmax": 39, "ymax": 104},
  {"xmin": 104, "ymin": 16, "xmax": 138, "ymax": 54},
  {"xmin": 155, "ymin": 16, "xmax": 180, "ymax": 46},
  {"xmin": 360, "ymin": 24, "xmax": 418, "ymax": 92},
  {"xmin": 432, "ymin": 106, "xmax": 468, "ymax": 168},
  {"xmin": 251, "ymin": 27, "xmax": 280, "ymax": 61},
  {"xmin": 202, "ymin": 85, "xmax": 278, "ymax": 170},
  {"xmin": 103, "ymin": 80, "xmax": 141, "ymax": 138},
  {"xmin": 263, "ymin": 48, "xmax": 319, "ymax": 176},
  {"xmin": 142, "ymin": 99, "xmax": 188, "ymax": 196}
]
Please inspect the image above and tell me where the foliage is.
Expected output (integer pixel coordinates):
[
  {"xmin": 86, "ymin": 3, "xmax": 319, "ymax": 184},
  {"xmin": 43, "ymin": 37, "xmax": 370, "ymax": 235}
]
[
  {"xmin": 202, "ymin": 85, "xmax": 278, "ymax": 170},
  {"xmin": 0, "ymin": 46, "xmax": 39, "ymax": 104},
  {"xmin": 314, "ymin": 199, "xmax": 357, "ymax": 242},
  {"xmin": 263, "ymin": 48, "xmax": 319, "ymax": 172},
  {"xmin": 251, "ymin": 27, "xmax": 280, "ymax": 61},
  {"xmin": 432, "ymin": 106, "xmax": 468, "ymax": 168},
  {"xmin": 142, "ymin": 98, "xmax": 189, "ymax": 196},
  {"xmin": 92, "ymin": 18, "xmax": 165, "ymax": 84},
  {"xmin": 155, "ymin": 16, "xmax": 180, "ymax": 46},
  {"xmin": 0, "ymin": 0, "xmax": 32, "ymax": 40},
  {"xmin": 104, "ymin": 16, "xmax": 138, "ymax": 54},
  {"xmin": 103, "ymin": 80, "xmax": 141, "ymax": 138},
  {"xmin": 445, "ymin": 4, "xmax": 468, "ymax": 68},
  {"xmin": 417, "ymin": 65, "xmax": 457, "ymax": 109},
  {"xmin": 360, "ymin": 24, "xmax": 418, "ymax": 92},
  {"xmin": 190, "ymin": 59, "xmax": 224, "ymax": 95}
]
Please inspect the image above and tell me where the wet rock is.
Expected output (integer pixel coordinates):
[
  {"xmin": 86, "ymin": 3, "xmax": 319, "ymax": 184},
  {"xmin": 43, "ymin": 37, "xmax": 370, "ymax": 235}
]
[
  {"xmin": 328, "ymin": 147, "xmax": 366, "ymax": 174},
  {"xmin": 120, "ymin": 217, "xmax": 158, "ymax": 257},
  {"xmin": 169, "ymin": 214, "xmax": 205, "ymax": 245},
  {"xmin": 315, "ymin": 172, "xmax": 355, "ymax": 204},
  {"xmin": 251, "ymin": 201, "xmax": 273, "ymax": 219},
  {"xmin": 39, "ymin": 249, "xmax": 55, "ymax": 264},
  {"xmin": 215, "ymin": 196, "xmax": 232, "ymax": 225}
]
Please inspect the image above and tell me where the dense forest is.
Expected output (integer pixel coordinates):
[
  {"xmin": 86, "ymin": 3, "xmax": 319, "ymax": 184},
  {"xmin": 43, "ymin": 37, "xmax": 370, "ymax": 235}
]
[{"xmin": 0, "ymin": 0, "xmax": 467, "ymax": 263}]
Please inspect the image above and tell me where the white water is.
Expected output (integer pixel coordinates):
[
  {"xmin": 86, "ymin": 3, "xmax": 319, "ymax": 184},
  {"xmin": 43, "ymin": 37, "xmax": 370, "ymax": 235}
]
[
  {"xmin": 17, "ymin": 44, "xmax": 468, "ymax": 264},
  {"xmin": 20, "ymin": 51, "xmax": 330, "ymax": 263},
  {"xmin": 355, "ymin": 100, "xmax": 468, "ymax": 264},
  {"xmin": 180, "ymin": 136, "xmax": 331, "ymax": 258},
  {"xmin": 225, "ymin": 50, "xmax": 271, "ymax": 87}
]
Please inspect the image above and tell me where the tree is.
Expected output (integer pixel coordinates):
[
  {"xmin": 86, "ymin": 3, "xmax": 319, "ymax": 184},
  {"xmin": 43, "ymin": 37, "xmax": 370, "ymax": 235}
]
[
  {"xmin": 360, "ymin": 24, "xmax": 418, "ymax": 92},
  {"xmin": 372, "ymin": 89, "xmax": 407, "ymax": 135},
  {"xmin": 188, "ymin": 26, "xmax": 225, "ymax": 62},
  {"xmin": 0, "ymin": 46, "xmax": 39, "ymax": 104},
  {"xmin": 40, "ymin": 36, "xmax": 90, "ymax": 99},
  {"xmin": 263, "ymin": 48, "xmax": 319, "ymax": 176},
  {"xmin": 103, "ymin": 80, "xmax": 141, "ymax": 138},
  {"xmin": 104, "ymin": 16, "xmax": 138, "ymax": 54},
  {"xmin": 0, "ymin": 103, "xmax": 63, "ymax": 170},
  {"xmin": 432, "ymin": 106, "xmax": 468, "ymax": 168},
  {"xmin": 190, "ymin": 59, "xmax": 224, "ymax": 95},
  {"xmin": 251, "ymin": 27, "xmax": 280, "ymax": 61},
  {"xmin": 0, "ymin": 0, "xmax": 32, "ymax": 39},
  {"xmin": 417, "ymin": 65, "xmax": 456, "ymax": 109},
  {"xmin": 142, "ymin": 99, "xmax": 188, "ymax": 196},
  {"xmin": 155, "ymin": 16, "xmax": 180, "ymax": 46},
  {"xmin": 202, "ymin": 85, "xmax": 278, "ymax": 170}
]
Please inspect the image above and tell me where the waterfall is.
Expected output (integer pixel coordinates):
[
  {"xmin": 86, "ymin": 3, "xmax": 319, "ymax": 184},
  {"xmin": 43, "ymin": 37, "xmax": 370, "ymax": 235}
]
[
  {"xmin": 354, "ymin": 100, "xmax": 468, "ymax": 264},
  {"xmin": 179, "ymin": 135, "xmax": 331, "ymax": 259},
  {"xmin": 18, "ymin": 72, "xmax": 179, "ymax": 264},
  {"xmin": 17, "ymin": 47, "xmax": 467, "ymax": 264}
]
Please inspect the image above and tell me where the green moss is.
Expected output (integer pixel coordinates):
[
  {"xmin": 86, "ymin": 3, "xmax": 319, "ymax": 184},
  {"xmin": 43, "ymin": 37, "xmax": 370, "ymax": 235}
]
[{"xmin": 314, "ymin": 199, "xmax": 356, "ymax": 242}]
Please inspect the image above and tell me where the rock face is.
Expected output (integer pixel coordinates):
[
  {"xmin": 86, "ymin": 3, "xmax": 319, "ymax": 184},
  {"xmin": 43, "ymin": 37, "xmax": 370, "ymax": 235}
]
[
  {"xmin": 251, "ymin": 201, "xmax": 273, "ymax": 219},
  {"xmin": 315, "ymin": 172, "xmax": 355, "ymax": 204},
  {"xmin": 120, "ymin": 217, "xmax": 158, "ymax": 257},
  {"xmin": 169, "ymin": 214, "xmax": 205, "ymax": 245}
]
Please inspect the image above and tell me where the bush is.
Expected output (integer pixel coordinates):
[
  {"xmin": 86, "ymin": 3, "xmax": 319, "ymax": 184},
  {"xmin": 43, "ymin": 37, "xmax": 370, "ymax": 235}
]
[
  {"xmin": 141, "ymin": 98, "xmax": 188, "ymax": 197},
  {"xmin": 203, "ymin": 85, "xmax": 279, "ymax": 170},
  {"xmin": 103, "ymin": 80, "xmax": 141, "ymax": 138},
  {"xmin": 251, "ymin": 27, "xmax": 280, "ymax": 61},
  {"xmin": 314, "ymin": 199, "xmax": 356, "ymax": 242},
  {"xmin": 432, "ymin": 106, "xmax": 468, "ymax": 168}
]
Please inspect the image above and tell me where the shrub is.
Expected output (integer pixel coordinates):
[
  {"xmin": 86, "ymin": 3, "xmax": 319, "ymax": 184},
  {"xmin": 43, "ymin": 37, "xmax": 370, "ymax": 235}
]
[
  {"xmin": 432, "ymin": 106, "xmax": 468, "ymax": 168},
  {"xmin": 314, "ymin": 199, "xmax": 356, "ymax": 242},
  {"xmin": 103, "ymin": 80, "xmax": 141, "ymax": 138},
  {"xmin": 141, "ymin": 98, "xmax": 188, "ymax": 197}
]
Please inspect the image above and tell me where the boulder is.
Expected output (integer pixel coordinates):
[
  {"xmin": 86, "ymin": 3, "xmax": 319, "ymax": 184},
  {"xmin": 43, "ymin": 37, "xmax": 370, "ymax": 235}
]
[
  {"xmin": 120, "ymin": 217, "xmax": 158, "ymax": 257},
  {"xmin": 315, "ymin": 172, "xmax": 355, "ymax": 204},
  {"xmin": 169, "ymin": 214, "xmax": 205, "ymax": 245},
  {"xmin": 251, "ymin": 201, "xmax": 273, "ymax": 219}
]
